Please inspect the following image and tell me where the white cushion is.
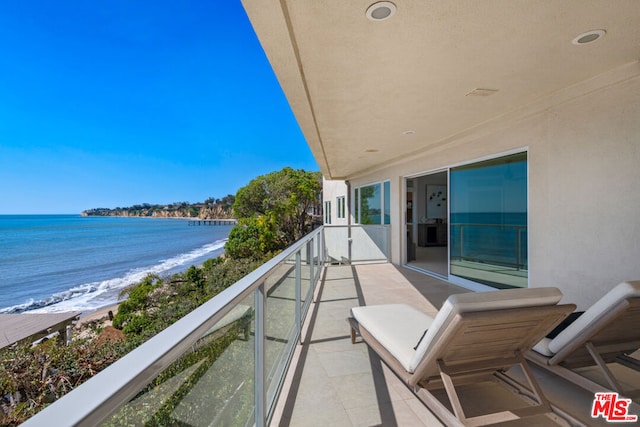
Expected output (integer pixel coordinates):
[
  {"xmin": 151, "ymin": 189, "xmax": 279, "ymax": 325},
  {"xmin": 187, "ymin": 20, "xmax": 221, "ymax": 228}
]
[
  {"xmin": 351, "ymin": 304, "xmax": 434, "ymax": 372},
  {"xmin": 533, "ymin": 337, "xmax": 554, "ymax": 356},
  {"xmin": 351, "ymin": 287, "xmax": 562, "ymax": 374},
  {"xmin": 548, "ymin": 281, "xmax": 640, "ymax": 354},
  {"xmin": 410, "ymin": 287, "xmax": 563, "ymax": 372}
]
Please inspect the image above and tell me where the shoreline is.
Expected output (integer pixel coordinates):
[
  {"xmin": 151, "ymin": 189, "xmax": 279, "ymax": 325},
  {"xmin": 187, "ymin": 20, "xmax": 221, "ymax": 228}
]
[
  {"xmin": 2, "ymin": 240, "xmax": 227, "ymax": 316},
  {"xmin": 1, "ymin": 215, "xmax": 230, "ymax": 316}
]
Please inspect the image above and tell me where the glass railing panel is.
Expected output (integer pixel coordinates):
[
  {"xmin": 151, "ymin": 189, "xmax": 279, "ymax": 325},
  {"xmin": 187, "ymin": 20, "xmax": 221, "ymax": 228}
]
[
  {"xmin": 350, "ymin": 225, "xmax": 389, "ymax": 262},
  {"xmin": 299, "ymin": 252, "xmax": 312, "ymax": 313},
  {"xmin": 450, "ymin": 224, "xmax": 528, "ymax": 288},
  {"xmin": 323, "ymin": 226, "xmax": 349, "ymax": 263},
  {"xmin": 299, "ymin": 239, "xmax": 309, "ymax": 265},
  {"xmin": 102, "ymin": 293, "xmax": 256, "ymax": 427},
  {"xmin": 263, "ymin": 258, "xmax": 299, "ymax": 414},
  {"xmin": 316, "ymin": 234, "xmax": 323, "ymax": 282}
]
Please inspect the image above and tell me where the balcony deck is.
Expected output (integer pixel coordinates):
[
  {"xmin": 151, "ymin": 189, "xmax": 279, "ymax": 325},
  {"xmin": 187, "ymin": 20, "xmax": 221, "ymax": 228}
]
[{"xmin": 273, "ymin": 263, "xmax": 638, "ymax": 426}]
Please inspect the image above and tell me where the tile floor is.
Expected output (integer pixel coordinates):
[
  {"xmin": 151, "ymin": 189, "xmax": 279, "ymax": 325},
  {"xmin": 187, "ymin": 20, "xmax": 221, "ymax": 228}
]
[{"xmin": 271, "ymin": 263, "xmax": 638, "ymax": 427}]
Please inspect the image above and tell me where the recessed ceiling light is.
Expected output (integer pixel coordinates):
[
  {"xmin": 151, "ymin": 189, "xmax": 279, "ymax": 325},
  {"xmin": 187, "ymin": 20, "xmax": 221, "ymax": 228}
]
[
  {"xmin": 403, "ymin": 130, "xmax": 415, "ymax": 135},
  {"xmin": 572, "ymin": 30, "xmax": 606, "ymax": 45},
  {"xmin": 366, "ymin": 2, "xmax": 396, "ymax": 21}
]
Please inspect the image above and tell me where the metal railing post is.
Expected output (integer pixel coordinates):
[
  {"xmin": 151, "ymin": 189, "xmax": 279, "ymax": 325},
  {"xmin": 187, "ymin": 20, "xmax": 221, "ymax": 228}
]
[
  {"xmin": 386, "ymin": 225, "xmax": 391, "ymax": 262},
  {"xmin": 254, "ymin": 283, "xmax": 266, "ymax": 427},
  {"xmin": 319, "ymin": 230, "xmax": 327, "ymax": 265},
  {"xmin": 516, "ymin": 227, "xmax": 522, "ymax": 271},
  {"xmin": 348, "ymin": 225, "xmax": 352, "ymax": 263},
  {"xmin": 295, "ymin": 252, "xmax": 302, "ymax": 345},
  {"xmin": 316, "ymin": 233, "xmax": 321, "ymax": 282},
  {"xmin": 309, "ymin": 237, "xmax": 315, "ymax": 300}
]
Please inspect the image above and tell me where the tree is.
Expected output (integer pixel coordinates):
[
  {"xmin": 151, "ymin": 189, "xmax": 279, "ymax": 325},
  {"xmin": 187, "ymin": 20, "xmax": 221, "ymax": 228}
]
[
  {"xmin": 358, "ymin": 185, "xmax": 376, "ymax": 224},
  {"xmin": 228, "ymin": 167, "xmax": 321, "ymax": 259},
  {"xmin": 225, "ymin": 216, "xmax": 281, "ymax": 260}
]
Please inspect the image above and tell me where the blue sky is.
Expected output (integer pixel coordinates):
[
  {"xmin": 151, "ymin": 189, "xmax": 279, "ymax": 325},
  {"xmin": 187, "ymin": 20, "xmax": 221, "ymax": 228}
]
[{"xmin": 0, "ymin": 1, "xmax": 318, "ymax": 214}]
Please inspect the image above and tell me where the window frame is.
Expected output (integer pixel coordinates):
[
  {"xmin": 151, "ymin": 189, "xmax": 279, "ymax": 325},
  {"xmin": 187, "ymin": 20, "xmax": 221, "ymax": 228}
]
[
  {"xmin": 336, "ymin": 196, "xmax": 346, "ymax": 219},
  {"xmin": 353, "ymin": 180, "xmax": 391, "ymax": 225},
  {"xmin": 324, "ymin": 201, "xmax": 331, "ymax": 224}
]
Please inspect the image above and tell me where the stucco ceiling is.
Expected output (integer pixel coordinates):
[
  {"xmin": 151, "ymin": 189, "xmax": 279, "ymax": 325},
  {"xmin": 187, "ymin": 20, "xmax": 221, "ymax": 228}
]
[{"xmin": 241, "ymin": 0, "xmax": 640, "ymax": 179}]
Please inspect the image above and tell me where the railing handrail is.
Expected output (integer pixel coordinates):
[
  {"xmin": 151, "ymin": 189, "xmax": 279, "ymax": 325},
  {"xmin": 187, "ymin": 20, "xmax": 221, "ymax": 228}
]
[
  {"xmin": 450, "ymin": 222, "xmax": 526, "ymax": 229},
  {"xmin": 323, "ymin": 224, "xmax": 390, "ymax": 226},
  {"xmin": 22, "ymin": 227, "xmax": 324, "ymax": 427}
]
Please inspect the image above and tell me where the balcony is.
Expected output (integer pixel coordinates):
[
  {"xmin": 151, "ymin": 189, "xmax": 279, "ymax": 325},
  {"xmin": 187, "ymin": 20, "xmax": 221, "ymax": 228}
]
[
  {"xmin": 275, "ymin": 264, "xmax": 639, "ymax": 426},
  {"xmin": 22, "ymin": 226, "xmax": 639, "ymax": 426}
]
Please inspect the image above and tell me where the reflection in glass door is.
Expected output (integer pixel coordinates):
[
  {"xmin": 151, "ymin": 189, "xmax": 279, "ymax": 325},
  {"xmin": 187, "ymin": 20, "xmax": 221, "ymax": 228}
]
[
  {"xmin": 449, "ymin": 152, "xmax": 528, "ymax": 288},
  {"xmin": 406, "ymin": 172, "xmax": 448, "ymax": 277},
  {"xmin": 406, "ymin": 182, "xmax": 415, "ymax": 262}
]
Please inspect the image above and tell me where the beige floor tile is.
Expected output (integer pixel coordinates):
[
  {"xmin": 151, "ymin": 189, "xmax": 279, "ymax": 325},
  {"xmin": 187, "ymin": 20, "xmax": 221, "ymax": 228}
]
[
  {"xmin": 346, "ymin": 399, "xmax": 432, "ymax": 427},
  {"xmin": 330, "ymin": 374, "xmax": 386, "ymax": 410},
  {"xmin": 287, "ymin": 407, "xmax": 353, "ymax": 427},
  {"xmin": 310, "ymin": 336, "xmax": 358, "ymax": 354},
  {"xmin": 316, "ymin": 349, "xmax": 373, "ymax": 377}
]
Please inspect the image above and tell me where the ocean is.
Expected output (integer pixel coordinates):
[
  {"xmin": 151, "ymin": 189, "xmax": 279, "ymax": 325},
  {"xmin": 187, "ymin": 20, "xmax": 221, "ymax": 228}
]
[{"xmin": 0, "ymin": 215, "xmax": 232, "ymax": 314}]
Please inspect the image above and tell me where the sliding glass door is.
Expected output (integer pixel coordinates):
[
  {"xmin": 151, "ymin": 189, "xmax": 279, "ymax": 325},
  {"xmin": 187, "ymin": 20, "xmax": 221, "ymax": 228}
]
[
  {"xmin": 405, "ymin": 172, "xmax": 448, "ymax": 277},
  {"xmin": 449, "ymin": 152, "xmax": 528, "ymax": 288}
]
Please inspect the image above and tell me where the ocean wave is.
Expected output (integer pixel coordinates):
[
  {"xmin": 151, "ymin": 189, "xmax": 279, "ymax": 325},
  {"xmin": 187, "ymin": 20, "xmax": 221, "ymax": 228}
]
[{"xmin": 0, "ymin": 239, "xmax": 227, "ymax": 315}]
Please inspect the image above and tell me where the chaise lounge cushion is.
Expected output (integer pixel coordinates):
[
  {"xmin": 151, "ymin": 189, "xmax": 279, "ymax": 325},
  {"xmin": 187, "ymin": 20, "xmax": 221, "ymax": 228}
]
[
  {"xmin": 350, "ymin": 304, "xmax": 433, "ymax": 372},
  {"xmin": 546, "ymin": 280, "xmax": 640, "ymax": 354},
  {"xmin": 351, "ymin": 287, "xmax": 563, "ymax": 373},
  {"xmin": 533, "ymin": 338, "xmax": 554, "ymax": 356}
]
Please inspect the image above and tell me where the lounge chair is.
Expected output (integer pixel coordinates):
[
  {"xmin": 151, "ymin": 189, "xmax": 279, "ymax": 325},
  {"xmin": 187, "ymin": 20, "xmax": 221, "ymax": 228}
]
[
  {"xmin": 348, "ymin": 287, "xmax": 575, "ymax": 427},
  {"xmin": 528, "ymin": 280, "xmax": 640, "ymax": 399}
]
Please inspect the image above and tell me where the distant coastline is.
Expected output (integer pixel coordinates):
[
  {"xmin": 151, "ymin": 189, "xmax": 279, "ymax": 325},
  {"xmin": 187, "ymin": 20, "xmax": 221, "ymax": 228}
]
[{"xmin": 82, "ymin": 196, "xmax": 235, "ymax": 220}]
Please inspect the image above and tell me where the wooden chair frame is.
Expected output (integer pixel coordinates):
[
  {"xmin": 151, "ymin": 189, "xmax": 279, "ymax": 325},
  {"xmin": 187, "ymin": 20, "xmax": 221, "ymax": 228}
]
[
  {"xmin": 527, "ymin": 297, "xmax": 640, "ymax": 400},
  {"xmin": 349, "ymin": 303, "xmax": 575, "ymax": 426}
]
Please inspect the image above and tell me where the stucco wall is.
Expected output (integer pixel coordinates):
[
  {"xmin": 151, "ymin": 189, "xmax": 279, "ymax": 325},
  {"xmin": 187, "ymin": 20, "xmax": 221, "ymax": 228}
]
[
  {"xmin": 346, "ymin": 65, "xmax": 640, "ymax": 310},
  {"xmin": 529, "ymin": 74, "xmax": 640, "ymax": 309},
  {"xmin": 322, "ymin": 179, "xmax": 349, "ymax": 225}
]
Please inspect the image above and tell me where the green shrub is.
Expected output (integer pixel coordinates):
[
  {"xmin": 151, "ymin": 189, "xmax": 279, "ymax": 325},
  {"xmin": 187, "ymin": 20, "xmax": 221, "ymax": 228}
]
[
  {"xmin": 112, "ymin": 274, "xmax": 160, "ymax": 330},
  {"xmin": 225, "ymin": 219, "xmax": 265, "ymax": 259},
  {"xmin": 205, "ymin": 257, "xmax": 263, "ymax": 295},
  {"xmin": 122, "ymin": 314, "xmax": 154, "ymax": 336},
  {"xmin": 0, "ymin": 338, "xmax": 131, "ymax": 426}
]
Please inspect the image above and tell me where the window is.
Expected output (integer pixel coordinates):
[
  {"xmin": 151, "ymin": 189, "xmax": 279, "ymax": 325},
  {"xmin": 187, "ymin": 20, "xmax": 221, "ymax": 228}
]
[
  {"xmin": 449, "ymin": 152, "xmax": 528, "ymax": 288},
  {"xmin": 354, "ymin": 188, "xmax": 359, "ymax": 223},
  {"xmin": 336, "ymin": 196, "xmax": 345, "ymax": 219},
  {"xmin": 324, "ymin": 201, "xmax": 331, "ymax": 224},
  {"xmin": 384, "ymin": 181, "xmax": 390, "ymax": 225},
  {"xmin": 354, "ymin": 180, "xmax": 390, "ymax": 224}
]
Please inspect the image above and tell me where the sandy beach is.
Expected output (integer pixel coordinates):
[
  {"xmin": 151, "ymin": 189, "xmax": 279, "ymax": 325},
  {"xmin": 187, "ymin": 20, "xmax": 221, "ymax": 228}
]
[{"xmin": 76, "ymin": 303, "xmax": 120, "ymax": 327}]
